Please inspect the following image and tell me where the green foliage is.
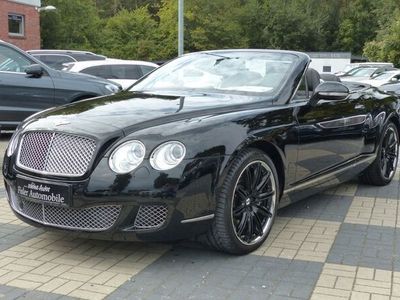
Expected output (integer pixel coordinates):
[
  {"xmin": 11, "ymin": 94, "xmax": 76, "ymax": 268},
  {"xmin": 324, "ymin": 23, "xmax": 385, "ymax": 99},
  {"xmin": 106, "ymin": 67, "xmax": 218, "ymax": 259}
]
[
  {"xmin": 185, "ymin": 0, "xmax": 248, "ymax": 51},
  {"xmin": 94, "ymin": 0, "xmax": 160, "ymax": 18},
  {"xmin": 153, "ymin": 0, "xmax": 178, "ymax": 59},
  {"xmin": 41, "ymin": 0, "xmax": 100, "ymax": 50},
  {"xmin": 336, "ymin": 0, "xmax": 379, "ymax": 54},
  {"xmin": 259, "ymin": 0, "xmax": 328, "ymax": 51},
  {"xmin": 362, "ymin": 1, "xmax": 400, "ymax": 66},
  {"xmin": 39, "ymin": 0, "xmax": 400, "ymax": 63},
  {"xmin": 364, "ymin": 15, "xmax": 400, "ymax": 67},
  {"xmin": 101, "ymin": 8, "xmax": 159, "ymax": 60}
]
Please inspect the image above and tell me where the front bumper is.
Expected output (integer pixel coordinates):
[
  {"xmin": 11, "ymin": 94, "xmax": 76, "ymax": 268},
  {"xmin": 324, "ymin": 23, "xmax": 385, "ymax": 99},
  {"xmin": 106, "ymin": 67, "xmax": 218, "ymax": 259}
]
[{"xmin": 3, "ymin": 156, "xmax": 224, "ymax": 242}]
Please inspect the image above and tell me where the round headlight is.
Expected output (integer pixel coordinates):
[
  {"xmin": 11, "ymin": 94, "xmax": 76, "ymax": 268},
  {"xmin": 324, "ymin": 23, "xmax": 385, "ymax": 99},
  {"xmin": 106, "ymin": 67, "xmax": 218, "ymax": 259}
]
[
  {"xmin": 150, "ymin": 141, "xmax": 186, "ymax": 170},
  {"xmin": 7, "ymin": 130, "xmax": 21, "ymax": 157},
  {"xmin": 109, "ymin": 140, "xmax": 146, "ymax": 174}
]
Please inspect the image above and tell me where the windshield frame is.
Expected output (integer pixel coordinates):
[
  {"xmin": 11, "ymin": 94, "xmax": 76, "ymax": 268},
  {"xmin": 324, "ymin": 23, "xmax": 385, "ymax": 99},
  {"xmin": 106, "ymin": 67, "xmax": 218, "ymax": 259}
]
[{"xmin": 129, "ymin": 50, "xmax": 303, "ymax": 99}]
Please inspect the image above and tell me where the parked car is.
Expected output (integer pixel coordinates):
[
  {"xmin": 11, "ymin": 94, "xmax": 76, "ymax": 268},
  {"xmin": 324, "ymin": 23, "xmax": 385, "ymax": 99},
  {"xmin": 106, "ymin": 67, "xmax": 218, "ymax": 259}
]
[
  {"xmin": 4, "ymin": 50, "xmax": 400, "ymax": 254},
  {"xmin": 340, "ymin": 66, "xmax": 396, "ymax": 82},
  {"xmin": 27, "ymin": 49, "xmax": 106, "ymax": 70},
  {"xmin": 360, "ymin": 70, "xmax": 400, "ymax": 87},
  {"xmin": 0, "ymin": 41, "xmax": 120, "ymax": 130},
  {"xmin": 379, "ymin": 83, "xmax": 400, "ymax": 95},
  {"xmin": 336, "ymin": 62, "xmax": 394, "ymax": 76},
  {"xmin": 63, "ymin": 59, "xmax": 159, "ymax": 89}
]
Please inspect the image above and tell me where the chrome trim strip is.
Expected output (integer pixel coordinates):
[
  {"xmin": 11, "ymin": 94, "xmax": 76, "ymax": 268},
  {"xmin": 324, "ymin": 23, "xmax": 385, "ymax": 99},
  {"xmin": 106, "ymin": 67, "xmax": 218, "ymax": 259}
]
[
  {"xmin": 181, "ymin": 214, "xmax": 215, "ymax": 223},
  {"xmin": 318, "ymin": 115, "xmax": 367, "ymax": 129}
]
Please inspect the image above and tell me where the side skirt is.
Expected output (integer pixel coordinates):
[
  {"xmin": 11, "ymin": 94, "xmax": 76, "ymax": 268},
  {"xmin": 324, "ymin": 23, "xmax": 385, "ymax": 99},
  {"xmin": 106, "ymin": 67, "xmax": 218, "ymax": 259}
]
[{"xmin": 280, "ymin": 154, "xmax": 376, "ymax": 208}]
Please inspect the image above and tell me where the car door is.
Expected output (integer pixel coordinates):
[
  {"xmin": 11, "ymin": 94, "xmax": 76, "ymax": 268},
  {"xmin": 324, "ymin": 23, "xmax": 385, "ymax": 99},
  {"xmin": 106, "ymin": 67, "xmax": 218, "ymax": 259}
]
[
  {"xmin": 0, "ymin": 44, "xmax": 55, "ymax": 128},
  {"xmin": 292, "ymin": 72, "xmax": 371, "ymax": 184}
]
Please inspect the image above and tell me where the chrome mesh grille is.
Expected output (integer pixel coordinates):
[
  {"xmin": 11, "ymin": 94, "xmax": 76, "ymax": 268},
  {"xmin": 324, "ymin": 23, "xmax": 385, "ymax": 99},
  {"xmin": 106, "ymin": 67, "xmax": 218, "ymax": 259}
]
[
  {"xmin": 134, "ymin": 205, "xmax": 168, "ymax": 229},
  {"xmin": 17, "ymin": 131, "xmax": 96, "ymax": 176},
  {"xmin": 9, "ymin": 190, "xmax": 121, "ymax": 231}
]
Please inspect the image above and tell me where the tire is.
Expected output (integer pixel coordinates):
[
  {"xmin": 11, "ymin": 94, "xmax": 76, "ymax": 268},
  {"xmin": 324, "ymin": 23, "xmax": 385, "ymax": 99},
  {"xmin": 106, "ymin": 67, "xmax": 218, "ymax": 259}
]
[
  {"xmin": 205, "ymin": 148, "xmax": 280, "ymax": 254},
  {"xmin": 361, "ymin": 122, "xmax": 399, "ymax": 186}
]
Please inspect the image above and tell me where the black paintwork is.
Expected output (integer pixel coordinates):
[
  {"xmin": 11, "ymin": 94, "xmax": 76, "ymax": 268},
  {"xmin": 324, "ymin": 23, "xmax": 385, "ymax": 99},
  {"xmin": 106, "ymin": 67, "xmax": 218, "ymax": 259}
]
[
  {"xmin": 0, "ymin": 41, "xmax": 118, "ymax": 130},
  {"xmin": 3, "ymin": 49, "xmax": 400, "ymax": 242}
]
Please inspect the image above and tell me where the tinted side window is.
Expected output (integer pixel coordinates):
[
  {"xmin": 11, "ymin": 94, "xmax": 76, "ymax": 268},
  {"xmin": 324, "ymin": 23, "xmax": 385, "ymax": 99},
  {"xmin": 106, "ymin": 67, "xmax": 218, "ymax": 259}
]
[
  {"xmin": 141, "ymin": 65, "xmax": 156, "ymax": 75},
  {"xmin": 0, "ymin": 45, "xmax": 32, "ymax": 73},
  {"xmin": 71, "ymin": 54, "xmax": 106, "ymax": 61},
  {"xmin": 33, "ymin": 55, "xmax": 75, "ymax": 70},
  {"xmin": 80, "ymin": 66, "xmax": 108, "ymax": 78},
  {"xmin": 116, "ymin": 65, "xmax": 143, "ymax": 79}
]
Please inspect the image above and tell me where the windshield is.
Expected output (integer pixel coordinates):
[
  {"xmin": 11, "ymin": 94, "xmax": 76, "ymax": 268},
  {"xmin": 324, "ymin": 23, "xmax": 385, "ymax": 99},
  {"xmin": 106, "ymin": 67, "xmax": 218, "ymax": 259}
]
[
  {"xmin": 130, "ymin": 52, "xmax": 298, "ymax": 96},
  {"xmin": 348, "ymin": 67, "xmax": 376, "ymax": 77},
  {"xmin": 371, "ymin": 72, "xmax": 397, "ymax": 80},
  {"xmin": 343, "ymin": 64, "xmax": 358, "ymax": 72}
]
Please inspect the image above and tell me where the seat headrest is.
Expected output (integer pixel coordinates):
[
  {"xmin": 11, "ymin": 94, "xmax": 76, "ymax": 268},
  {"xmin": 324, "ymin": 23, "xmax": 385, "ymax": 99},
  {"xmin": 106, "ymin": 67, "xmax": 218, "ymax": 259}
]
[{"xmin": 305, "ymin": 68, "xmax": 321, "ymax": 91}]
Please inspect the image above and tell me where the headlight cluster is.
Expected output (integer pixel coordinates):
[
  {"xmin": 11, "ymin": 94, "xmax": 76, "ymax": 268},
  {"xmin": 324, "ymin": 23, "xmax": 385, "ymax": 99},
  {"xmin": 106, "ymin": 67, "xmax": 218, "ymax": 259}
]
[
  {"xmin": 105, "ymin": 84, "xmax": 120, "ymax": 93},
  {"xmin": 109, "ymin": 140, "xmax": 186, "ymax": 174},
  {"xmin": 150, "ymin": 141, "xmax": 186, "ymax": 171}
]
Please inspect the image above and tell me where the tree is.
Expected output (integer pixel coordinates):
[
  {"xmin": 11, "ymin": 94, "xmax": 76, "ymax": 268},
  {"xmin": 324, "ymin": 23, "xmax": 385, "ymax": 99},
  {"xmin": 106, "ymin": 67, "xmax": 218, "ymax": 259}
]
[
  {"xmin": 153, "ymin": 0, "xmax": 178, "ymax": 59},
  {"xmin": 258, "ymin": 0, "xmax": 329, "ymax": 51},
  {"xmin": 155, "ymin": 0, "xmax": 248, "ymax": 59},
  {"xmin": 239, "ymin": 0, "xmax": 267, "ymax": 49},
  {"xmin": 39, "ymin": 0, "xmax": 395, "ymax": 62},
  {"xmin": 363, "ymin": 13, "xmax": 400, "ymax": 66},
  {"xmin": 101, "ymin": 7, "xmax": 159, "ymax": 60},
  {"xmin": 41, "ymin": 0, "xmax": 101, "ymax": 51},
  {"xmin": 185, "ymin": 0, "xmax": 248, "ymax": 52},
  {"xmin": 336, "ymin": 0, "xmax": 379, "ymax": 54},
  {"xmin": 94, "ymin": 0, "xmax": 160, "ymax": 18}
]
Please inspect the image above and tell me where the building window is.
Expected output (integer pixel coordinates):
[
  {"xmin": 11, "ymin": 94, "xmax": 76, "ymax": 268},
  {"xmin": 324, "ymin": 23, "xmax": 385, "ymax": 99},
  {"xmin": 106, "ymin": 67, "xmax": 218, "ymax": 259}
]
[
  {"xmin": 8, "ymin": 14, "xmax": 25, "ymax": 37},
  {"xmin": 322, "ymin": 66, "xmax": 332, "ymax": 73}
]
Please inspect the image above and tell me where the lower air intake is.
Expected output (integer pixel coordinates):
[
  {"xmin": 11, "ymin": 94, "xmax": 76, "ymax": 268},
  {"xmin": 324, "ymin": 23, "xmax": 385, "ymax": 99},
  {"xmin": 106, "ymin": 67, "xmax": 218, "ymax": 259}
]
[{"xmin": 134, "ymin": 205, "xmax": 168, "ymax": 229}]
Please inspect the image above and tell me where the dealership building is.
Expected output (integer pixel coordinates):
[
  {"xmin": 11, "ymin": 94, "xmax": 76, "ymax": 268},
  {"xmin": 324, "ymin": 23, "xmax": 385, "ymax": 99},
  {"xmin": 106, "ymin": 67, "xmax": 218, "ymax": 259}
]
[{"xmin": 0, "ymin": 0, "xmax": 41, "ymax": 50}]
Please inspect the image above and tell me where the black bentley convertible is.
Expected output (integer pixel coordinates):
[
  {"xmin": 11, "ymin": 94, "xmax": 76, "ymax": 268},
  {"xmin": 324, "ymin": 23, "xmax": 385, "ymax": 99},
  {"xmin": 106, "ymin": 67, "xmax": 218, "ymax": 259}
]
[{"xmin": 3, "ymin": 50, "xmax": 400, "ymax": 254}]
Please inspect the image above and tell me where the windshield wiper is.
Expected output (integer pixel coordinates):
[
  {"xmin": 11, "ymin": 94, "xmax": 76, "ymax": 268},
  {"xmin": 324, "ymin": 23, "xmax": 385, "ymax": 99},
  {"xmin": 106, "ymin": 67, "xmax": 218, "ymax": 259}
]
[{"xmin": 202, "ymin": 53, "xmax": 239, "ymax": 66}]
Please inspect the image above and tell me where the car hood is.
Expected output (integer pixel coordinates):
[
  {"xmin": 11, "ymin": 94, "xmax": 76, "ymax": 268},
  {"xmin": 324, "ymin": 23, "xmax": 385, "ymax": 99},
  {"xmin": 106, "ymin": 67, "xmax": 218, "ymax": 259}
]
[
  {"xmin": 360, "ymin": 79, "xmax": 385, "ymax": 87},
  {"xmin": 23, "ymin": 91, "xmax": 270, "ymax": 137}
]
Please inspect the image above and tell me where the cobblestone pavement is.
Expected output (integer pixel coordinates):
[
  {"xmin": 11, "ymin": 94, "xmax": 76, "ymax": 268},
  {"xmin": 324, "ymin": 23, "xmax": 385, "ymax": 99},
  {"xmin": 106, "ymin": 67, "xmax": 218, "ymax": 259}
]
[{"xmin": 1, "ymin": 134, "xmax": 400, "ymax": 299}]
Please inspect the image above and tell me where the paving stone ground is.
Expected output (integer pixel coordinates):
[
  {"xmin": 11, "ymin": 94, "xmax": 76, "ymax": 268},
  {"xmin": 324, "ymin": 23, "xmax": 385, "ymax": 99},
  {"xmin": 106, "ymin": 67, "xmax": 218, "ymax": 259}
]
[{"xmin": 1, "ymin": 133, "xmax": 400, "ymax": 299}]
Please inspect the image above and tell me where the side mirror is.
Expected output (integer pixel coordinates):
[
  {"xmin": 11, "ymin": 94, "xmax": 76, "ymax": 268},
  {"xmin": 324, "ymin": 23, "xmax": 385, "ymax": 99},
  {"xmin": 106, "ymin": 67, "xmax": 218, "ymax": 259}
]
[
  {"xmin": 25, "ymin": 64, "xmax": 44, "ymax": 78},
  {"xmin": 390, "ymin": 77, "xmax": 399, "ymax": 82},
  {"xmin": 309, "ymin": 82, "xmax": 349, "ymax": 106}
]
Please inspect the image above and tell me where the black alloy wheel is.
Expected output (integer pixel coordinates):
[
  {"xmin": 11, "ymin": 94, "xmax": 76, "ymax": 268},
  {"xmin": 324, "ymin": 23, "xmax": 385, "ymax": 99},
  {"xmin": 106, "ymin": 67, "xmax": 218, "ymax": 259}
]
[
  {"xmin": 205, "ymin": 149, "xmax": 279, "ymax": 254},
  {"xmin": 380, "ymin": 125, "xmax": 399, "ymax": 180},
  {"xmin": 232, "ymin": 160, "xmax": 276, "ymax": 245},
  {"xmin": 361, "ymin": 122, "xmax": 399, "ymax": 186}
]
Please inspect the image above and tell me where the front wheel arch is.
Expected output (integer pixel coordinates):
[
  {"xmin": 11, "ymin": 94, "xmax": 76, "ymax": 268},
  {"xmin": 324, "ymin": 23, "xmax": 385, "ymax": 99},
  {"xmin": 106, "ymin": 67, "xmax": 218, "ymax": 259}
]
[
  {"xmin": 205, "ymin": 148, "xmax": 280, "ymax": 254},
  {"xmin": 219, "ymin": 140, "xmax": 285, "ymax": 201}
]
